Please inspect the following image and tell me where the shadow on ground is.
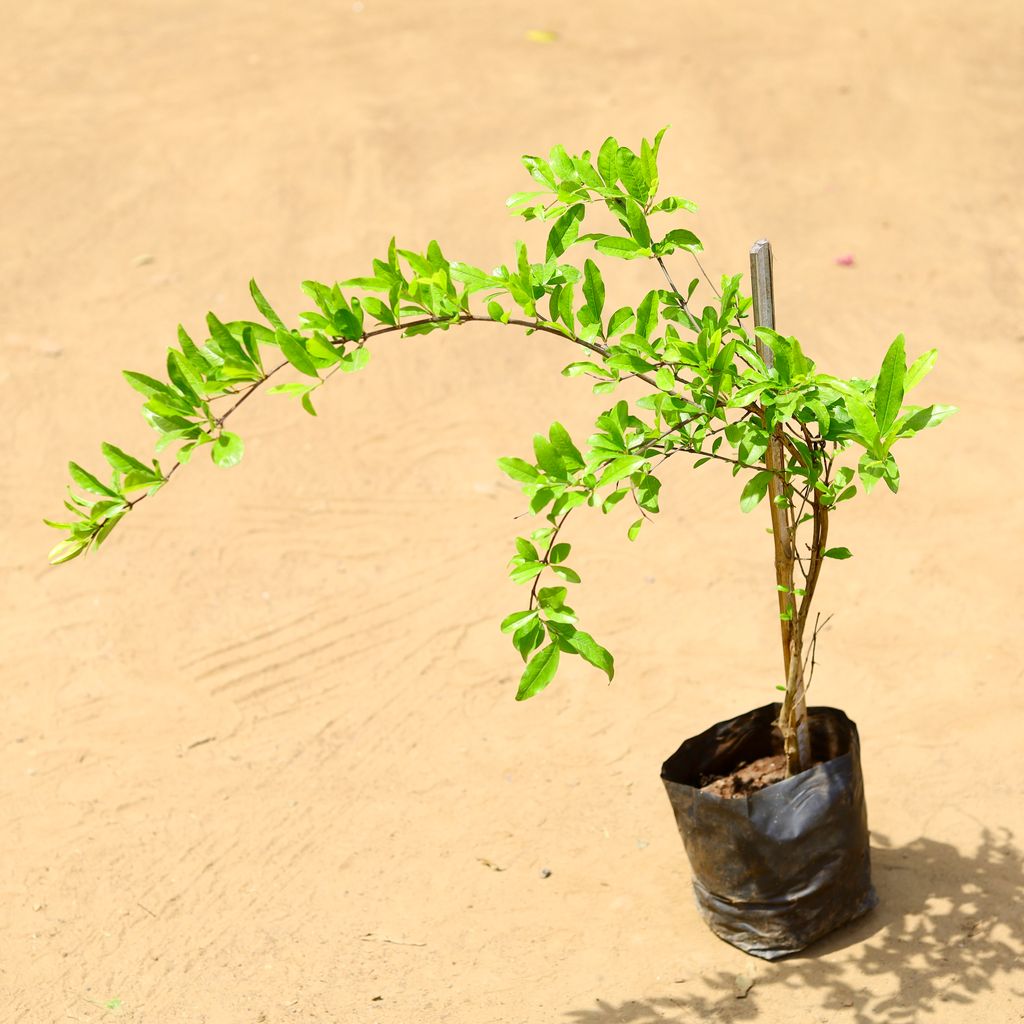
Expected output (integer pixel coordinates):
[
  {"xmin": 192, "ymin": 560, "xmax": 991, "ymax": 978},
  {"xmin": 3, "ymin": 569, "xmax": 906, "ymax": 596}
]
[{"xmin": 564, "ymin": 830, "xmax": 1024, "ymax": 1023}]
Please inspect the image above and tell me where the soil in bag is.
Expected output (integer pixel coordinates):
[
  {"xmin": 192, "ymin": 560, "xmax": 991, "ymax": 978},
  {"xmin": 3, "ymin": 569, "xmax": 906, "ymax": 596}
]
[{"xmin": 661, "ymin": 702, "xmax": 878, "ymax": 960}]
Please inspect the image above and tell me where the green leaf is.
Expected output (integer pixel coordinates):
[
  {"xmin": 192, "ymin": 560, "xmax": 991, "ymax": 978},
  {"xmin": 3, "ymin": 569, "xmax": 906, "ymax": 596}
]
[
  {"xmin": 275, "ymin": 329, "xmax": 319, "ymax": 379},
  {"xmin": 48, "ymin": 539, "xmax": 88, "ymax": 565},
  {"xmin": 339, "ymin": 348, "xmax": 370, "ymax": 373},
  {"xmin": 621, "ymin": 198, "xmax": 651, "ymax": 248},
  {"xmin": 512, "ymin": 618, "xmax": 545, "ymax": 660},
  {"xmin": 515, "ymin": 536, "xmax": 540, "ymax": 561},
  {"xmin": 650, "ymin": 195, "xmax": 698, "ymax": 214},
  {"xmin": 249, "ymin": 279, "xmax": 286, "ymax": 331},
  {"xmin": 509, "ymin": 561, "xmax": 544, "ymax": 584},
  {"xmin": 533, "ymin": 434, "xmax": 566, "ymax": 478},
  {"xmin": 211, "ymin": 431, "xmax": 244, "ymax": 468},
  {"xmin": 892, "ymin": 403, "xmax": 957, "ymax": 438},
  {"xmin": 487, "ymin": 299, "xmax": 510, "ymax": 324},
  {"xmin": 536, "ymin": 586, "xmax": 568, "ymax": 610},
  {"xmin": 69, "ymin": 462, "xmax": 119, "ymax": 497},
  {"xmin": 593, "ymin": 236, "xmax": 645, "ymax": 259},
  {"xmin": 452, "ymin": 262, "xmax": 502, "ymax": 293},
  {"xmin": 548, "ymin": 422, "xmax": 584, "ymax": 469},
  {"xmin": 842, "ymin": 388, "xmax": 881, "ymax": 454},
  {"xmin": 874, "ymin": 334, "xmax": 906, "ymax": 433},
  {"xmin": 627, "ymin": 518, "xmax": 643, "ymax": 541},
  {"xmin": 516, "ymin": 644, "xmax": 560, "ymax": 700},
  {"xmin": 497, "ymin": 457, "xmax": 540, "ymax": 484},
  {"xmin": 167, "ymin": 349, "xmax": 203, "ymax": 404},
  {"xmin": 607, "ymin": 307, "xmax": 634, "ymax": 336},
  {"xmin": 616, "ymin": 147, "xmax": 649, "ymax": 202},
  {"xmin": 582, "ymin": 259, "xmax": 605, "ymax": 320},
  {"xmin": 739, "ymin": 470, "xmax": 773, "ymax": 513},
  {"xmin": 857, "ymin": 453, "xmax": 884, "ymax": 493},
  {"xmin": 551, "ymin": 565, "xmax": 581, "ymax": 583},
  {"xmin": 904, "ymin": 348, "xmax": 937, "ymax": 392},
  {"xmin": 597, "ymin": 137, "xmax": 619, "ymax": 186},
  {"xmin": 566, "ymin": 630, "xmax": 614, "ymax": 681},
  {"xmin": 546, "ymin": 203, "xmax": 585, "ymax": 260},
  {"xmin": 122, "ymin": 371, "xmax": 175, "ymax": 402},
  {"xmin": 659, "ymin": 228, "xmax": 702, "ymax": 251},
  {"xmin": 501, "ymin": 610, "xmax": 537, "ymax": 634},
  {"xmin": 597, "ymin": 455, "xmax": 646, "ymax": 487},
  {"xmin": 307, "ymin": 334, "xmax": 343, "ymax": 365},
  {"xmin": 301, "ymin": 392, "xmax": 317, "ymax": 417},
  {"xmin": 823, "ymin": 547, "xmax": 853, "ymax": 559},
  {"xmin": 100, "ymin": 443, "xmax": 150, "ymax": 475},
  {"xmin": 549, "ymin": 542, "xmax": 571, "ymax": 564},
  {"xmin": 206, "ymin": 312, "xmax": 252, "ymax": 367},
  {"xmin": 267, "ymin": 382, "xmax": 316, "ymax": 396}
]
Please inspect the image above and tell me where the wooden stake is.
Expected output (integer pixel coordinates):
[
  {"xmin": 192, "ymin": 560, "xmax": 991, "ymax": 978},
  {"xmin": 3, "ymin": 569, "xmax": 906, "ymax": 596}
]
[
  {"xmin": 749, "ymin": 240, "xmax": 811, "ymax": 773},
  {"xmin": 749, "ymin": 240, "xmax": 794, "ymax": 676}
]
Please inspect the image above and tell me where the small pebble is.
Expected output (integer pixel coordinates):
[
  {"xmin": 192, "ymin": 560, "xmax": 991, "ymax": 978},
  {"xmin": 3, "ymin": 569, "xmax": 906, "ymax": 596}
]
[
  {"xmin": 133, "ymin": 254, "xmax": 155, "ymax": 267},
  {"xmin": 539, "ymin": 867, "xmax": 552, "ymax": 879}
]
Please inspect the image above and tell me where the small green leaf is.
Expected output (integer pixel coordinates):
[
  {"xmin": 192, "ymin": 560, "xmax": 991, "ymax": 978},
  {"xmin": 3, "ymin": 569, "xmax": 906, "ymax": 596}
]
[
  {"xmin": 497, "ymin": 457, "xmax": 540, "ymax": 484},
  {"xmin": 512, "ymin": 618, "xmax": 545, "ymax": 660},
  {"xmin": 548, "ymin": 422, "xmax": 584, "ymax": 469},
  {"xmin": 823, "ymin": 547, "xmax": 853, "ymax": 559},
  {"xmin": 659, "ymin": 228, "xmax": 702, "ymax": 251},
  {"xmin": 567, "ymin": 630, "xmax": 614, "ymax": 681},
  {"xmin": 593, "ymin": 236, "xmax": 645, "ymax": 259},
  {"xmin": 857, "ymin": 453, "xmax": 884, "ymax": 493},
  {"xmin": 48, "ymin": 539, "xmax": 88, "ymax": 565},
  {"xmin": 892, "ymin": 403, "xmax": 957, "ymax": 438},
  {"xmin": 275, "ymin": 329, "xmax": 319, "ymax": 379},
  {"xmin": 516, "ymin": 644, "xmax": 560, "ymax": 700},
  {"xmin": 500, "ymin": 610, "xmax": 537, "ymax": 634},
  {"xmin": 249, "ymin": 279, "xmax": 286, "ymax": 331},
  {"xmin": 536, "ymin": 586, "xmax": 568, "ymax": 610},
  {"xmin": 515, "ymin": 537, "xmax": 540, "ymax": 561},
  {"xmin": 100, "ymin": 443, "xmax": 150, "ymax": 475},
  {"xmin": 621, "ymin": 198, "xmax": 651, "ymax": 248},
  {"xmin": 597, "ymin": 136, "xmax": 619, "ymax": 186},
  {"xmin": 69, "ymin": 462, "xmax": 119, "ymax": 497},
  {"xmin": 842, "ymin": 388, "xmax": 881, "ymax": 454},
  {"xmin": 582, "ymin": 259, "xmax": 605, "ymax": 320},
  {"xmin": 551, "ymin": 565, "xmax": 581, "ymax": 583},
  {"xmin": 904, "ymin": 348, "xmax": 937, "ymax": 392},
  {"xmin": 874, "ymin": 334, "xmax": 906, "ymax": 433},
  {"xmin": 509, "ymin": 561, "xmax": 544, "ymax": 584},
  {"xmin": 616, "ymin": 147, "xmax": 649, "ymax": 202},
  {"xmin": 546, "ymin": 203, "xmax": 585, "ymax": 260},
  {"xmin": 549, "ymin": 542, "xmax": 571, "ymax": 564},
  {"xmin": 339, "ymin": 348, "xmax": 370, "ymax": 373},
  {"xmin": 739, "ymin": 470, "xmax": 773, "ymax": 513},
  {"xmin": 211, "ymin": 431, "xmax": 244, "ymax": 468},
  {"xmin": 533, "ymin": 434, "xmax": 566, "ymax": 478},
  {"xmin": 627, "ymin": 518, "xmax": 643, "ymax": 541}
]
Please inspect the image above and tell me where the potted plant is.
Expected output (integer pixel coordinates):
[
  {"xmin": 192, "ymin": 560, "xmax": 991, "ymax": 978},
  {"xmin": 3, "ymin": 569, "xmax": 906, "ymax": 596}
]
[{"xmin": 45, "ymin": 129, "xmax": 954, "ymax": 959}]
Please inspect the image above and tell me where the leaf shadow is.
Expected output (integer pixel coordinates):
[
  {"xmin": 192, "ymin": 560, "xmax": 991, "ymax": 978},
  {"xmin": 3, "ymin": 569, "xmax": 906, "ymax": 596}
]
[{"xmin": 563, "ymin": 829, "xmax": 1024, "ymax": 1023}]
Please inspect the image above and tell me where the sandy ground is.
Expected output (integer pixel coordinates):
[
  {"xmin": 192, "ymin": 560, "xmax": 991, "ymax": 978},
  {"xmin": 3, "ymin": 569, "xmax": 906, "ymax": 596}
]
[{"xmin": 2, "ymin": 1, "xmax": 1023, "ymax": 1021}]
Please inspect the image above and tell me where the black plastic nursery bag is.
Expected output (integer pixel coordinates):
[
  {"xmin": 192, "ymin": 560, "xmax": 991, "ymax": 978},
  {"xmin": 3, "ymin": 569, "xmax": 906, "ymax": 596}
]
[{"xmin": 661, "ymin": 702, "xmax": 877, "ymax": 960}]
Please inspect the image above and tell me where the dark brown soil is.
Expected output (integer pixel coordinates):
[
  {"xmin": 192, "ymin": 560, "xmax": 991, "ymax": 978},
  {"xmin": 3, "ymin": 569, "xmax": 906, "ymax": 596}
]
[{"xmin": 701, "ymin": 754, "xmax": 790, "ymax": 798}]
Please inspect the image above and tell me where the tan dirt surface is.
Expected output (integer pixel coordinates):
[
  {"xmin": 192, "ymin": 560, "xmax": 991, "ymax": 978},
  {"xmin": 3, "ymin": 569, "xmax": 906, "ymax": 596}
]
[{"xmin": 2, "ymin": 2, "xmax": 1022, "ymax": 1021}]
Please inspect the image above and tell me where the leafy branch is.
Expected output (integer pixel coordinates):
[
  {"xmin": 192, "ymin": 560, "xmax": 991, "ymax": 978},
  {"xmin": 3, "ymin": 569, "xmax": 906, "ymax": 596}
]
[{"xmin": 46, "ymin": 128, "xmax": 955, "ymax": 751}]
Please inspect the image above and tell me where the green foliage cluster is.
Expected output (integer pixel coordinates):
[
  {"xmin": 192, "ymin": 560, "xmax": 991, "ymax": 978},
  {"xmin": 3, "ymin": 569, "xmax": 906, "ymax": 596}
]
[{"xmin": 47, "ymin": 129, "xmax": 954, "ymax": 702}]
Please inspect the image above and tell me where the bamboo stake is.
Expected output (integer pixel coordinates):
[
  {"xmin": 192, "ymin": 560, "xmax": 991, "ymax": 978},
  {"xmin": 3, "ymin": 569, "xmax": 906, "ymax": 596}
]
[{"xmin": 749, "ymin": 240, "xmax": 811, "ymax": 773}]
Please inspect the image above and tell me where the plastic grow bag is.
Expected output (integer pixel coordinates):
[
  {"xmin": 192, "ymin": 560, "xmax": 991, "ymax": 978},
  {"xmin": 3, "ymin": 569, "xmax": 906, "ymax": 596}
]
[{"xmin": 661, "ymin": 702, "xmax": 877, "ymax": 960}]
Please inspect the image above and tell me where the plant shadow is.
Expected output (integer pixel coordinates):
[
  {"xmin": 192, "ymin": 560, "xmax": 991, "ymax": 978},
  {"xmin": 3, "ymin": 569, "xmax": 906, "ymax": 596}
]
[{"xmin": 563, "ymin": 830, "xmax": 1024, "ymax": 1023}]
